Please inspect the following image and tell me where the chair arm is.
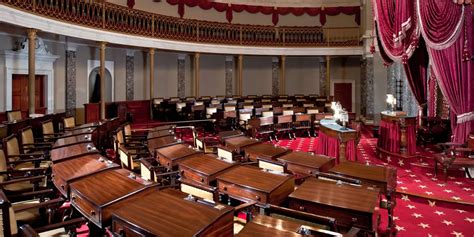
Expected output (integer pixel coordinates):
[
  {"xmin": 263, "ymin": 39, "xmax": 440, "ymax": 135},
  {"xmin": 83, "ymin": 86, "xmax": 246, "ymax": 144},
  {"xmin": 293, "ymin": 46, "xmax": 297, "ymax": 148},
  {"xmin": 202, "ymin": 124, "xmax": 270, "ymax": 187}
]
[
  {"xmin": 7, "ymin": 158, "xmax": 44, "ymax": 165},
  {"xmin": 8, "ymin": 153, "xmax": 43, "ymax": 158},
  {"xmin": 0, "ymin": 167, "xmax": 46, "ymax": 174},
  {"xmin": 24, "ymin": 141, "xmax": 53, "ymax": 146},
  {"xmin": 0, "ymin": 175, "xmax": 45, "ymax": 186},
  {"xmin": 18, "ymin": 224, "xmax": 39, "ymax": 237},
  {"xmin": 22, "ymin": 145, "xmax": 52, "ymax": 151},
  {"xmin": 9, "ymin": 189, "xmax": 54, "ymax": 200},
  {"xmin": 13, "ymin": 197, "xmax": 64, "ymax": 213},
  {"xmin": 234, "ymin": 201, "xmax": 258, "ymax": 213},
  {"xmin": 343, "ymin": 227, "xmax": 361, "ymax": 237},
  {"xmin": 32, "ymin": 217, "xmax": 86, "ymax": 234}
]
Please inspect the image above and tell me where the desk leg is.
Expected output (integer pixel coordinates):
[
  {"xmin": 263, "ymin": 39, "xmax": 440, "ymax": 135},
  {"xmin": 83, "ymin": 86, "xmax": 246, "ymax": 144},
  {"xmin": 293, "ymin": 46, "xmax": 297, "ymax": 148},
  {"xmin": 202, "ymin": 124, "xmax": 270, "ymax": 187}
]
[
  {"xmin": 386, "ymin": 190, "xmax": 396, "ymax": 235},
  {"xmin": 339, "ymin": 141, "xmax": 347, "ymax": 163},
  {"xmin": 88, "ymin": 223, "xmax": 105, "ymax": 236},
  {"xmin": 400, "ymin": 122, "xmax": 408, "ymax": 156}
]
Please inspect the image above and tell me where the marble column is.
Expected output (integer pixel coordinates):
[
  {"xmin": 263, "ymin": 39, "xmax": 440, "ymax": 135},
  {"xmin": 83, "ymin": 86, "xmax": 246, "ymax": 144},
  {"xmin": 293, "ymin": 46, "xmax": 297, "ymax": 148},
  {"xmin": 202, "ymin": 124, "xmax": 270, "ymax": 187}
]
[
  {"xmin": 360, "ymin": 59, "xmax": 367, "ymax": 117},
  {"xmin": 364, "ymin": 57, "xmax": 374, "ymax": 119},
  {"xmin": 65, "ymin": 46, "xmax": 77, "ymax": 117},
  {"xmin": 402, "ymin": 71, "xmax": 419, "ymax": 117},
  {"xmin": 319, "ymin": 57, "xmax": 327, "ymax": 96},
  {"xmin": 125, "ymin": 50, "xmax": 135, "ymax": 101},
  {"xmin": 99, "ymin": 42, "xmax": 107, "ymax": 120},
  {"xmin": 272, "ymin": 57, "xmax": 279, "ymax": 96},
  {"xmin": 326, "ymin": 56, "xmax": 331, "ymax": 97},
  {"xmin": 27, "ymin": 29, "xmax": 38, "ymax": 115},
  {"xmin": 177, "ymin": 54, "xmax": 186, "ymax": 98},
  {"xmin": 225, "ymin": 56, "xmax": 233, "ymax": 96},
  {"xmin": 280, "ymin": 55, "xmax": 286, "ymax": 95}
]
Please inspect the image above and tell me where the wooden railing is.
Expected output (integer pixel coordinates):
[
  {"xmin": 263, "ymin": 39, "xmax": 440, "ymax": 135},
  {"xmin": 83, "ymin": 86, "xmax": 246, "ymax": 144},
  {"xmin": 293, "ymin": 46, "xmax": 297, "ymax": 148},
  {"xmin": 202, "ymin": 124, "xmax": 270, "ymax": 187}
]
[{"xmin": 1, "ymin": 0, "xmax": 361, "ymax": 47}]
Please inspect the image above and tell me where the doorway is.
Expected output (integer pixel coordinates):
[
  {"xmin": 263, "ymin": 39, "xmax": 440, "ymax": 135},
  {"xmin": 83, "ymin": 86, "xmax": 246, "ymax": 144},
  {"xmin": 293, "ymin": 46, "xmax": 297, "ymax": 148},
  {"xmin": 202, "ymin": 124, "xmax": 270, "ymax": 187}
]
[
  {"xmin": 11, "ymin": 74, "xmax": 46, "ymax": 116},
  {"xmin": 331, "ymin": 81, "xmax": 354, "ymax": 112}
]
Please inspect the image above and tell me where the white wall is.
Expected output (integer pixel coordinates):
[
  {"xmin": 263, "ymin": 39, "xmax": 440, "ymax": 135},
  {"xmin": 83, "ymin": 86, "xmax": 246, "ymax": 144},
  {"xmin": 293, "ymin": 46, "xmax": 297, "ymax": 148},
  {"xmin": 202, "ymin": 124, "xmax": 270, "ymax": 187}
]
[
  {"xmin": 285, "ymin": 56, "xmax": 320, "ymax": 95},
  {"xmin": 242, "ymin": 56, "xmax": 272, "ymax": 95},
  {"xmin": 199, "ymin": 54, "xmax": 226, "ymax": 97}
]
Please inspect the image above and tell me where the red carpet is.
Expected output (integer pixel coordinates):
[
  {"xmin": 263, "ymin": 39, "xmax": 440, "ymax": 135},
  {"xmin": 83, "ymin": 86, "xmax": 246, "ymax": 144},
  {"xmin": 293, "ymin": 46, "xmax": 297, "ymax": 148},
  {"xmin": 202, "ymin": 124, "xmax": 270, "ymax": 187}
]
[{"xmin": 274, "ymin": 137, "xmax": 474, "ymax": 237}]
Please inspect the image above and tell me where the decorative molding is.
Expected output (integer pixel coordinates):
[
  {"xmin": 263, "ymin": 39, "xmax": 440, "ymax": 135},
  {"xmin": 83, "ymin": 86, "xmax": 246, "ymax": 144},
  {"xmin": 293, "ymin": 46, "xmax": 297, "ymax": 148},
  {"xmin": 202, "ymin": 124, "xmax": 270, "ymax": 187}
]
[{"xmin": 0, "ymin": 5, "xmax": 363, "ymax": 56}]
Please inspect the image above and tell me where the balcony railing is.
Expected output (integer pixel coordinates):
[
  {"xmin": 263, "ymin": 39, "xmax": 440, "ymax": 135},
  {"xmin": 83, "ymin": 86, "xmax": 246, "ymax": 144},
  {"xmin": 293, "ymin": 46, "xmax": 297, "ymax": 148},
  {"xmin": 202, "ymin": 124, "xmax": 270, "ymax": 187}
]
[{"xmin": 1, "ymin": 0, "xmax": 361, "ymax": 47}]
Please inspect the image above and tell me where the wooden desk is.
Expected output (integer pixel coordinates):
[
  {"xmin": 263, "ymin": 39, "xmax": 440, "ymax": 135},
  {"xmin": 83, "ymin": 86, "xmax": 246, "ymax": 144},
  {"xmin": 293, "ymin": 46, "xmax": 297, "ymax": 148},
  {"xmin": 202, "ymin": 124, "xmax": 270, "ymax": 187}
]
[
  {"xmin": 61, "ymin": 127, "xmax": 94, "ymax": 138},
  {"xmin": 277, "ymin": 152, "xmax": 335, "ymax": 176},
  {"xmin": 155, "ymin": 143, "xmax": 200, "ymax": 170},
  {"xmin": 179, "ymin": 154, "xmax": 236, "ymax": 186},
  {"xmin": 237, "ymin": 214, "xmax": 342, "ymax": 237},
  {"xmin": 243, "ymin": 143, "xmax": 291, "ymax": 162},
  {"xmin": 147, "ymin": 135, "xmax": 179, "ymax": 155},
  {"xmin": 111, "ymin": 188, "xmax": 234, "ymax": 237},
  {"xmin": 378, "ymin": 111, "xmax": 417, "ymax": 157},
  {"xmin": 51, "ymin": 142, "xmax": 99, "ymax": 163},
  {"xmin": 224, "ymin": 136, "xmax": 261, "ymax": 153},
  {"xmin": 68, "ymin": 121, "xmax": 101, "ymax": 130},
  {"xmin": 329, "ymin": 161, "xmax": 397, "ymax": 233},
  {"xmin": 69, "ymin": 169, "xmax": 153, "ymax": 228},
  {"xmin": 52, "ymin": 154, "xmax": 119, "ymax": 198},
  {"xmin": 53, "ymin": 134, "xmax": 93, "ymax": 148},
  {"xmin": 217, "ymin": 166, "xmax": 294, "ymax": 206},
  {"xmin": 316, "ymin": 119, "xmax": 358, "ymax": 163},
  {"xmin": 288, "ymin": 178, "xmax": 379, "ymax": 233}
]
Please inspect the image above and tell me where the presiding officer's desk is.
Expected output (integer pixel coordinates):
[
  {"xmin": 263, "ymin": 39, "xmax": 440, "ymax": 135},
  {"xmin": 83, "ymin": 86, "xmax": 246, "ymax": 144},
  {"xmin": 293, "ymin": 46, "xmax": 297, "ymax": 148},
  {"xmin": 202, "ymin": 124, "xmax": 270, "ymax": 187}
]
[
  {"xmin": 288, "ymin": 178, "xmax": 379, "ymax": 234},
  {"xmin": 378, "ymin": 111, "xmax": 417, "ymax": 157},
  {"xmin": 217, "ymin": 166, "xmax": 295, "ymax": 207},
  {"xmin": 316, "ymin": 119, "xmax": 358, "ymax": 163},
  {"xmin": 111, "ymin": 188, "xmax": 234, "ymax": 237}
]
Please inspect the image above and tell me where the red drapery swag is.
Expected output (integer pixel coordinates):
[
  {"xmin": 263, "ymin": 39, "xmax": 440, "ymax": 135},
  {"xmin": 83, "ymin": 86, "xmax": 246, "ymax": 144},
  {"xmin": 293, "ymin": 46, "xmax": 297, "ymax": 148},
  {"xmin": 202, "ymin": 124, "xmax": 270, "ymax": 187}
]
[{"xmin": 165, "ymin": 0, "xmax": 360, "ymax": 25}]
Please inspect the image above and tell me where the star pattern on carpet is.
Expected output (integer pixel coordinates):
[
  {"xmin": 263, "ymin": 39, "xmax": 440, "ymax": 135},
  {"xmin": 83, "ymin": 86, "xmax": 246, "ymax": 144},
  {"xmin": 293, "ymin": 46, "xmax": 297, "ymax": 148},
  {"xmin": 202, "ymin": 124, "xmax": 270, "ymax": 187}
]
[
  {"xmin": 401, "ymin": 195, "xmax": 410, "ymax": 201},
  {"xmin": 465, "ymin": 217, "xmax": 474, "ymax": 223},
  {"xmin": 442, "ymin": 220, "xmax": 454, "ymax": 226},
  {"xmin": 398, "ymin": 159, "xmax": 404, "ymax": 166},
  {"xmin": 444, "ymin": 189, "xmax": 453, "ymax": 193},
  {"xmin": 412, "ymin": 213, "xmax": 423, "ymax": 218},
  {"xmin": 414, "ymin": 179, "xmax": 421, "ymax": 183},
  {"xmin": 428, "ymin": 200, "xmax": 436, "ymax": 207},
  {"xmin": 407, "ymin": 204, "xmax": 416, "ymax": 209},
  {"xmin": 451, "ymin": 231, "xmax": 464, "ymax": 237},
  {"xmin": 419, "ymin": 185, "xmax": 427, "ymax": 189},
  {"xmin": 418, "ymin": 223, "xmax": 430, "ymax": 229},
  {"xmin": 451, "ymin": 196, "xmax": 462, "ymax": 200},
  {"xmin": 425, "ymin": 191, "xmax": 433, "ymax": 195},
  {"xmin": 395, "ymin": 225, "xmax": 406, "ymax": 231},
  {"xmin": 434, "ymin": 211, "xmax": 445, "ymax": 216},
  {"xmin": 455, "ymin": 209, "xmax": 466, "ymax": 213},
  {"xmin": 462, "ymin": 187, "xmax": 471, "ymax": 191}
]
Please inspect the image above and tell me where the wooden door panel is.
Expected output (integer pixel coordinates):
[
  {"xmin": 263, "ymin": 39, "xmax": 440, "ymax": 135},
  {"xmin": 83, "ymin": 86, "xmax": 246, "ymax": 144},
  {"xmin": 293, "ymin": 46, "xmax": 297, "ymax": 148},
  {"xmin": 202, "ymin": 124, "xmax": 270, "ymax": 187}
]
[
  {"xmin": 11, "ymin": 74, "xmax": 45, "ymax": 114},
  {"xmin": 334, "ymin": 83, "xmax": 352, "ymax": 112}
]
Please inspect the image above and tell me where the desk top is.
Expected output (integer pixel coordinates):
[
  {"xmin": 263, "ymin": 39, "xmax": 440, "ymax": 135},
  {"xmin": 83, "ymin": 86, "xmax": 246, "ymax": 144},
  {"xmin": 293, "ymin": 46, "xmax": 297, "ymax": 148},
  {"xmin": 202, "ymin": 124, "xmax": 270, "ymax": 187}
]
[
  {"xmin": 224, "ymin": 136, "xmax": 261, "ymax": 150},
  {"xmin": 69, "ymin": 121, "xmax": 101, "ymax": 130},
  {"xmin": 69, "ymin": 169, "xmax": 151, "ymax": 206},
  {"xmin": 243, "ymin": 143, "xmax": 290, "ymax": 161},
  {"xmin": 329, "ymin": 161, "xmax": 397, "ymax": 190},
  {"xmin": 178, "ymin": 154, "xmax": 235, "ymax": 177},
  {"xmin": 51, "ymin": 142, "xmax": 98, "ymax": 163},
  {"xmin": 113, "ymin": 188, "xmax": 233, "ymax": 237},
  {"xmin": 289, "ymin": 178, "xmax": 379, "ymax": 214},
  {"xmin": 54, "ymin": 134, "xmax": 92, "ymax": 148},
  {"xmin": 277, "ymin": 152, "xmax": 334, "ymax": 168},
  {"xmin": 147, "ymin": 135, "xmax": 178, "ymax": 150},
  {"xmin": 217, "ymin": 166, "xmax": 293, "ymax": 193},
  {"xmin": 319, "ymin": 119, "xmax": 355, "ymax": 133},
  {"xmin": 155, "ymin": 143, "xmax": 199, "ymax": 160}
]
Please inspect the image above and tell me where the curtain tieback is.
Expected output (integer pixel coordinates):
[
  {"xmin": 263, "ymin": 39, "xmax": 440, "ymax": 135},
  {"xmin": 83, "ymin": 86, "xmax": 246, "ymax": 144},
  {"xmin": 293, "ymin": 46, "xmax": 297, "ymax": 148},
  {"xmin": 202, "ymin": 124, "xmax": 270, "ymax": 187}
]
[{"xmin": 457, "ymin": 111, "xmax": 474, "ymax": 124}]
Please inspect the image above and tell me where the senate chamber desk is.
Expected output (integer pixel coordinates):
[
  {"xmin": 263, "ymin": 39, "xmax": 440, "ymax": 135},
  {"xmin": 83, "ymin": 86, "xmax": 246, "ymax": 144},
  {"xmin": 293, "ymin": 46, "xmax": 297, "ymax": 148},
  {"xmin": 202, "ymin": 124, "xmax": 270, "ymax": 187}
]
[
  {"xmin": 377, "ymin": 111, "xmax": 417, "ymax": 157},
  {"xmin": 51, "ymin": 142, "xmax": 99, "ymax": 163},
  {"xmin": 155, "ymin": 143, "xmax": 201, "ymax": 170},
  {"xmin": 243, "ymin": 143, "xmax": 291, "ymax": 162},
  {"xmin": 277, "ymin": 152, "xmax": 336, "ymax": 177},
  {"xmin": 224, "ymin": 136, "xmax": 261, "ymax": 154},
  {"xmin": 315, "ymin": 119, "xmax": 358, "ymax": 163},
  {"xmin": 288, "ymin": 178, "xmax": 379, "ymax": 234}
]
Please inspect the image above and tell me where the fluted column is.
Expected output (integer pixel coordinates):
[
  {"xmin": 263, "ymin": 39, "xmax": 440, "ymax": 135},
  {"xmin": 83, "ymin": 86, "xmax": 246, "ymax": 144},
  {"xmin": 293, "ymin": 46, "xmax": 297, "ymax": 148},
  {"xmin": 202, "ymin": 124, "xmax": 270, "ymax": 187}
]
[
  {"xmin": 193, "ymin": 52, "xmax": 200, "ymax": 97},
  {"xmin": 27, "ymin": 29, "xmax": 38, "ymax": 115},
  {"xmin": 149, "ymin": 48, "xmax": 155, "ymax": 99},
  {"xmin": 99, "ymin": 41, "xmax": 106, "ymax": 120},
  {"xmin": 280, "ymin": 55, "xmax": 286, "ymax": 95},
  {"xmin": 236, "ymin": 55, "xmax": 243, "ymax": 95}
]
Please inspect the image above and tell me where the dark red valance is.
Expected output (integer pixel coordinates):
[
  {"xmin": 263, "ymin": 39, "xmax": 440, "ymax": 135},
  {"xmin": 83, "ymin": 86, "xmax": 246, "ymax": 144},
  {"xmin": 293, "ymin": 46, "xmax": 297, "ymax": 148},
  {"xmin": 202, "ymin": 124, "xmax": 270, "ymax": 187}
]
[{"xmin": 165, "ymin": 0, "xmax": 360, "ymax": 25}]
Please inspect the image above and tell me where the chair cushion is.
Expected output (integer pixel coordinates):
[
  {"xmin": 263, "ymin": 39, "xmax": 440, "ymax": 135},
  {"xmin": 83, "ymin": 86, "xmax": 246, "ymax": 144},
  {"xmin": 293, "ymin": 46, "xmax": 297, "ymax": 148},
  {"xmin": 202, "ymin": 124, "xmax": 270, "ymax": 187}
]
[
  {"xmin": 39, "ymin": 228, "xmax": 70, "ymax": 237},
  {"xmin": 13, "ymin": 199, "xmax": 42, "ymax": 223}
]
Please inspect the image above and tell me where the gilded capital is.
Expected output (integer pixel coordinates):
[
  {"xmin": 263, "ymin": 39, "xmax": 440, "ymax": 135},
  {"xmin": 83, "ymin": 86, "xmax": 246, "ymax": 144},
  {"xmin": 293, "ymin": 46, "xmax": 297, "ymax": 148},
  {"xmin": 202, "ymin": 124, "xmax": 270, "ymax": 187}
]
[
  {"xmin": 27, "ymin": 28, "xmax": 38, "ymax": 39},
  {"xmin": 149, "ymin": 48, "xmax": 155, "ymax": 55}
]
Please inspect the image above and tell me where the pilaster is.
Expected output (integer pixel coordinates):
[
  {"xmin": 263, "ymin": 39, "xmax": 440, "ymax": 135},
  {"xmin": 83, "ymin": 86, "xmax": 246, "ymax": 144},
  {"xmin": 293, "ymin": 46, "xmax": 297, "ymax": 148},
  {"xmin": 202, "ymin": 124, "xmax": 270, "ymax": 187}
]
[
  {"xmin": 225, "ymin": 56, "xmax": 233, "ymax": 96},
  {"xmin": 125, "ymin": 50, "xmax": 135, "ymax": 101},
  {"xmin": 65, "ymin": 48, "xmax": 77, "ymax": 116},
  {"xmin": 177, "ymin": 54, "xmax": 186, "ymax": 98}
]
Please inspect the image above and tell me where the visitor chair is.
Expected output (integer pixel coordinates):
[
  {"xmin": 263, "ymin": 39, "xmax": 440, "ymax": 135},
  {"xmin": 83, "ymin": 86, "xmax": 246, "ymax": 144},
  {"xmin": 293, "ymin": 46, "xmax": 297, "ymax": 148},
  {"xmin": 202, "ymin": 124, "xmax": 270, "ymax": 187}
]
[
  {"xmin": 274, "ymin": 115, "xmax": 294, "ymax": 140},
  {"xmin": 3, "ymin": 135, "xmax": 49, "ymax": 170},
  {"xmin": 0, "ymin": 189, "xmax": 85, "ymax": 237},
  {"xmin": 62, "ymin": 116, "xmax": 76, "ymax": 130},
  {"xmin": 139, "ymin": 158, "xmax": 179, "ymax": 187},
  {"xmin": 6, "ymin": 110, "xmax": 22, "ymax": 122},
  {"xmin": 294, "ymin": 114, "xmax": 312, "ymax": 137}
]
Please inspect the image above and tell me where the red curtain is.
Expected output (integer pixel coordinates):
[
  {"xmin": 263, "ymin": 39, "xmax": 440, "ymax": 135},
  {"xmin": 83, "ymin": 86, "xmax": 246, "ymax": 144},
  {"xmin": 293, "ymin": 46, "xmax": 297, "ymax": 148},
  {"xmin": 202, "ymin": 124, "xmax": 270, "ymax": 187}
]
[
  {"xmin": 165, "ymin": 0, "xmax": 360, "ymax": 25},
  {"xmin": 420, "ymin": 1, "xmax": 473, "ymax": 143},
  {"xmin": 316, "ymin": 132, "xmax": 356, "ymax": 164},
  {"xmin": 427, "ymin": 66, "xmax": 438, "ymax": 117}
]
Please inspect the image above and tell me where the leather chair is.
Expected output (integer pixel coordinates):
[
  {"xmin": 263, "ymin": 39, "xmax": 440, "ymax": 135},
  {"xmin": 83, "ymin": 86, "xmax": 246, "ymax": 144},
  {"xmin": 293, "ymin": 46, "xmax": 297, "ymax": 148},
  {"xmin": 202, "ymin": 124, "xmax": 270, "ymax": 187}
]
[
  {"xmin": 41, "ymin": 120, "xmax": 62, "ymax": 142},
  {"xmin": 275, "ymin": 115, "xmax": 294, "ymax": 140},
  {"xmin": 3, "ymin": 135, "xmax": 49, "ymax": 170},
  {"xmin": 20, "ymin": 127, "xmax": 52, "ymax": 154},
  {"xmin": 6, "ymin": 110, "xmax": 22, "ymax": 122},
  {"xmin": 62, "ymin": 116, "xmax": 76, "ymax": 130},
  {"xmin": 294, "ymin": 114, "xmax": 312, "ymax": 137}
]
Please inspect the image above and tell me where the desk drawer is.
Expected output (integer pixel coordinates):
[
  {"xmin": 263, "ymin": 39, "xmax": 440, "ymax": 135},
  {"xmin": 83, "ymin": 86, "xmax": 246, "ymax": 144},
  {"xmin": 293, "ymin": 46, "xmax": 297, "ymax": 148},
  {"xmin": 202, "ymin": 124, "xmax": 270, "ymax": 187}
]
[
  {"xmin": 218, "ymin": 181, "xmax": 267, "ymax": 204},
  {"xmin": 286, "ymin": 163, "xmax": 319, "ymax": 176},
  {"xmin": 71, "ymin": 190, "xmax": 101, "ymax": 227},
  {"xmin": 112, "ymin": 219, "xmax": 146, "ymax": 237},
  {"xmin": 52, "ymin": 176, "xmax": 68, "ymax": 198},
  {"xmin": 181, "ymin": 168, "xmax": 209, "ymax": 185}
]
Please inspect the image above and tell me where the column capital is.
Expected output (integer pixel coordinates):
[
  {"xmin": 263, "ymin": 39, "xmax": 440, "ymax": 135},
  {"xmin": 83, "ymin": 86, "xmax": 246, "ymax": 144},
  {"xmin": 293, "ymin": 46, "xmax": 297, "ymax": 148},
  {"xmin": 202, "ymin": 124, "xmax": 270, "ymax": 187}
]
[
  {"xmin": 99, "ymin": 41, "xmax": 107, "ymax": 49},
  {"xmin": 194, "ymin": 52, "xmax": 200, "ymax": 58},
  {"xmin": 66, "ymin": 43, "xmax": 79, "ymax": 52},
  {"xmin": 238, "ymin": 54, "xmax": 243, "ymax": 60},
  {"xmin": 225, "ymin": 55, "xmax": 233, "ymax": 62},
  {"xmin": 149, "ymin": 48, "xmax": 155, "ymax": 55},
  {"xmin": 126, "ymin": 49, "xmax": 136, "ymax": 57},
  {"xmin": 26, "ymin": 28, "xmax": 38, "ymax": 39},
  {"xmin": 280, "ymin": 55, "xmax": 286, "ymax": 61}
]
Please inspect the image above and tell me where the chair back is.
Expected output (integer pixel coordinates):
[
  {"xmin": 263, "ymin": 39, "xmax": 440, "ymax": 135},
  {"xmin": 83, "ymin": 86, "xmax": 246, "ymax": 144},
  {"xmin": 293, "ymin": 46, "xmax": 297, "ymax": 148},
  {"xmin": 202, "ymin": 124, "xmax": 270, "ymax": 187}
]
[
  {"xmin": 20, "ymin": 127, "xmax": 35, "ymax": 154},
  {"xmin": 118, "ymin": 145, "xmax": 134, "ymax": 170},
  {"xmin": 63, "ymin": 116, "xmax": 76, "ymax": 129},
  {"xmin": 6, "ymin": 111, "xmax": 22, "ymax": 122},
  {"xmin": 206, "ymin": 107, "xmax": 217, "ymax": 116},
  {"xmin": 468, "ymin": 133, "xmax": 474, "ymax": 149},
  {"xmin": 278, "ymin": 98, "xmax": 288, "ymax": 102},
  {"xmin": 124, "ymin": 124, "xmax": 132, "ymax": 137},
  {"xmin": 243, "ymin": 104, "xmax": 254, "ymax": 110},
  {"xmin": 176, "ymin": 102, "xmax": 187, "ymax": 111},
  {"xmin": 169, "ymin": 97, "xmax": 180, "ymax": 102},
  {"xmin": 273, "ymin": 107, "xmax": 283, "ymax": 115},
  {"xmin": 303, "ymin": 103, "xmax": 314, "ymax": 108},
  {"xmin": 194, "ymin": 101, "xmax": 204, "ymax": 106},
  {"xmin": 262, "ymin": 99, "xmax": 272, "ymax": 103},
  {"xmin": 262, "ymin": 104, "xmax": 272, "ymax": 109},
  {"xmin": 262, "ymin": 111, "xmax": 274, "ymax": 118},
  {"xmin": 283, "ymin": 104, "xmax": 293, "ymax": 108},
  {"xmin": 283, "ymin": 110, "xmax": 294, "ymax": 116},
  {"xmin": 239, "ymin": 113, "xmax": 251, "ymax": 122},
  {"xmin": 41, "ymin": 120, "xmax": 55, "ymax": 140},
  {"xmin": 0, "ymin": 150, "xmax": 7, "ymax": 182},
  {"xmin": 307, "ymin": 108, "xmax": 319, "ymax": 114},
  {"xmin": 0, "ymin": 190, "xmax": 18, "ymax": 236},
  {"xmin": 260, "ymin": 116, "xmax": 274, "ymax": 126},
  {"xmin": 217, "ymin": 147, "xmax": 233, "ymax": 163},
  {"xmin": 295, "ymin": 114, "xmax": 311, "ymax": 122},
  {"xmin": 4, "ymin": 135, "xmax": 20, "ymax": 157},
  {"xmin": 185, "ymin": 97, "xmax": 196, "ymax": 102},
  {"xmin": 153, "ymin": 97, "xmax": 164, "ymax": 105},
  {"xmin": 211, "ymin": 99, "xmax": 220, "ymax": 105},
  {"xmin": 247, "ymin": 95, "xmax": 257, "ymax": 99},
  {"xmin": 224, "ymin": 105, "xmax": 236, "ymax": 112},
  {"xmin": 200, "ymin": 96, "xmax": 211, "ymax": 100},
  {"xmin": 278, "ymin": 115, "xmax": 293, "ymax": 124}
]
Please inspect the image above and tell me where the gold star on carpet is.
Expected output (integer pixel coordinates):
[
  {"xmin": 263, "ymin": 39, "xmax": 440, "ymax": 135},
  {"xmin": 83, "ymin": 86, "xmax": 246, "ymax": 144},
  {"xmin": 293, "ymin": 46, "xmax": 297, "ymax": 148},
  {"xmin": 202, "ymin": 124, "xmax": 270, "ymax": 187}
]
[
  {"xmin": 451, "ymin": 231, "xmax": 464, "ymax": 237},
  {"xmin": 418, "ymin": 223, "xmax": 430, "ymax": 229},
  {"xmin": 401, "ymin": 195, "xmax": 410, "ymax": 201},
  {"xmin": 434, "ymin": 211, "xmax": 445, "ymax": 216},
  {"xmin": 442, "ymin": 220, "xmax": 454, "ymax": 226}
]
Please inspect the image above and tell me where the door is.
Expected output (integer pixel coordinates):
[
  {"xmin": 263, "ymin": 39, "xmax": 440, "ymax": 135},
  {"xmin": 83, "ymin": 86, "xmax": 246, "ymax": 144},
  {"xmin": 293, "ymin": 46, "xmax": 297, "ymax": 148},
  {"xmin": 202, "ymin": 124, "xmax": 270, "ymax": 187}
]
[
  {"xmin": 333, "ymin": 82, "xmax": 352, "ymax": 112},
  {"xmin": 12, "ymin": 74, "xmax": 45, "ymax": 115}
]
